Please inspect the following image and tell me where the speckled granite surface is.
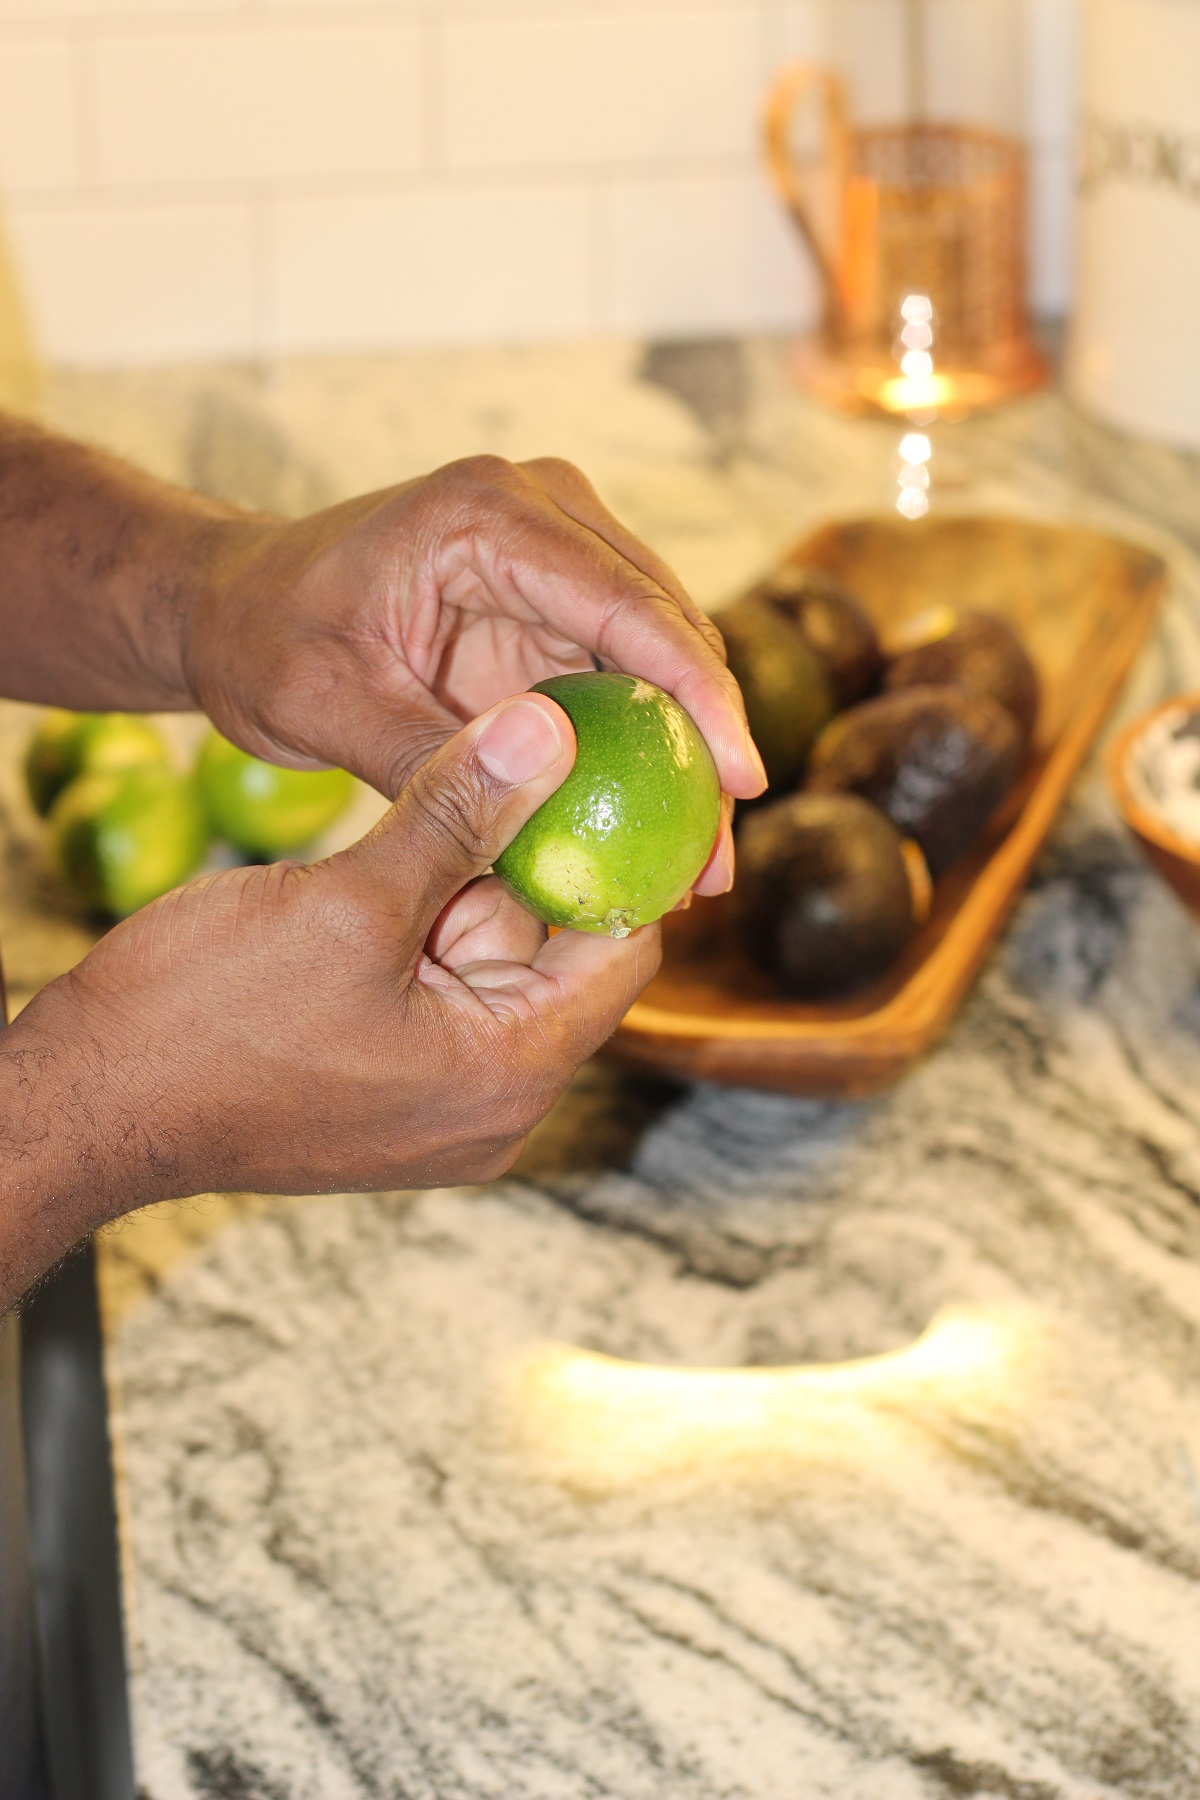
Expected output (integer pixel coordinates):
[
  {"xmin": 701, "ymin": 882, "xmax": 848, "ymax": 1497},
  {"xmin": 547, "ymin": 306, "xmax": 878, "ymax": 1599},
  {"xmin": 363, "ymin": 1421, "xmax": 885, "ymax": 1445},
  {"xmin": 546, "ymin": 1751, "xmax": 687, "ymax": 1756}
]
[{"xmin": 4, "ymin": 338, "xmax": 1200, "ymax": 1799}]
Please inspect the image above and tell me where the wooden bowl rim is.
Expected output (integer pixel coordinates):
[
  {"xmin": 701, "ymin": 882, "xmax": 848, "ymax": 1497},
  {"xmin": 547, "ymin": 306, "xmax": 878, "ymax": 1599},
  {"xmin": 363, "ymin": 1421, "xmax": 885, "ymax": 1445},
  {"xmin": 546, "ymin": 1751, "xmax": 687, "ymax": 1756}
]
[
  {"xmin": 1107, "ymin": 693, "xmax": 1200, "ymax": 869},
  {"xmin": 617, "ymin": 513, "xmax": 1168, "ymax": 1088}
]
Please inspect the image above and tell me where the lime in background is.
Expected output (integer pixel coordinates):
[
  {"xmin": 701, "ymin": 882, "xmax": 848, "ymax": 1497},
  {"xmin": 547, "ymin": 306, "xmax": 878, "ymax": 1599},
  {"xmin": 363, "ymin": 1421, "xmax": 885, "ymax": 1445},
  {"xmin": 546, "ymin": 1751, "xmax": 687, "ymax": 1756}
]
[{"xmin": 50, "ymin": 765, "xmax": 209, "ymax": 917}]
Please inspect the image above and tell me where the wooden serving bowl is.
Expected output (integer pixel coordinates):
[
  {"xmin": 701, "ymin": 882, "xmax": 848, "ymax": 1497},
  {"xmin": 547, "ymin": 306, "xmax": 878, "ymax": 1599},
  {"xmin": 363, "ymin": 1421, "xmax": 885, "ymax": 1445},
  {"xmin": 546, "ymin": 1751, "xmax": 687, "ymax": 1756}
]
[
  {"xmin": 610, "ymin": 514, "xmax": 1166, "ymax": 1097},
  {"xmin": 1107, "ymin": 696, "xmax": 1200, "ymax": 918}
]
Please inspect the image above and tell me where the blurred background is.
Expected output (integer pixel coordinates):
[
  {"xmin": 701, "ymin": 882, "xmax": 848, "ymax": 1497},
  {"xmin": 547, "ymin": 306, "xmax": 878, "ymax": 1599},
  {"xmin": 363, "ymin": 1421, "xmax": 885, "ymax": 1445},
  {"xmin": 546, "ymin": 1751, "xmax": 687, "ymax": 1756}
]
[{"xmin": 0, "ymin": 0, "xmax": 1077, "ymax": 371}]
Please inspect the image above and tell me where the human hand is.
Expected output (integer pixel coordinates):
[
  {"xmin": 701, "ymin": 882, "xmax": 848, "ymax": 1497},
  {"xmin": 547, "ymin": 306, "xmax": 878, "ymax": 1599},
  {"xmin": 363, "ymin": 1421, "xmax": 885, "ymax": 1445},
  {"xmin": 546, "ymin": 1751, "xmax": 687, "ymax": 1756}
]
[
  {"xmin": 0, "ymin": 693, "xmax": 657, "ymax": 1309},
  {"xmin": 182, "ymin": 456, "xmax": 765, "ymax": 894}
]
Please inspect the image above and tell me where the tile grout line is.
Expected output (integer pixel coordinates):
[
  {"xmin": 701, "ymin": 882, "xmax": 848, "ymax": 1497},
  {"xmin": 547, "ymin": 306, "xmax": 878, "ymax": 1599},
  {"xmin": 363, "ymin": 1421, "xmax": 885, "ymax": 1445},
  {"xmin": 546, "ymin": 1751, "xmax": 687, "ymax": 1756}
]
[{"xmin": 3, "ymin": 155, "xmax": 770, "ymax": 212}]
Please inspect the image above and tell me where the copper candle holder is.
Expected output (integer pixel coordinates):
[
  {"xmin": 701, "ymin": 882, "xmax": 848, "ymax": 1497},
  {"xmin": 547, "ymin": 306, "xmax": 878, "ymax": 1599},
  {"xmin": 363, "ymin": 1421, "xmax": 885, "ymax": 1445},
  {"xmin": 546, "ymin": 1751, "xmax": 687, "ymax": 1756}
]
[{"xmin": 764, "ymin": 62, "xmax": 1049, "ymax": 419}]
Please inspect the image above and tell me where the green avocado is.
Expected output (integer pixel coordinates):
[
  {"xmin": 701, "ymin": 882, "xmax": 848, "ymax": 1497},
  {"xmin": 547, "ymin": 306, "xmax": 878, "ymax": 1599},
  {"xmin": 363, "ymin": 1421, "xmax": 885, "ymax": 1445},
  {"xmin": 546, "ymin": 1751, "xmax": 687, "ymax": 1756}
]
[
  {"xmin": 755, "ymin": 565, "xmax": 883, "ymax": 708},
  {"xmin": 807, "ymin": 685, "xmax": 1023, "ymax": 873},
  {"xmin": 735, "ymin": 791, "xmax": 918, "ymax": 997},
  {"xmin": 718, "ymin": 595, "xmax": 835, "ymax": 794}
]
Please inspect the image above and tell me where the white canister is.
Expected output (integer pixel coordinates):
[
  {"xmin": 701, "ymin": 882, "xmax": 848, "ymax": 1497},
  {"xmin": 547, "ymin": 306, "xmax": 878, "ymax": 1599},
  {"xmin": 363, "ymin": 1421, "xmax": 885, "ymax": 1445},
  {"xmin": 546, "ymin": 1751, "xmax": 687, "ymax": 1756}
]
[{"xmin": 1065, "ymin": 0, "xmax": 1200, "ymax": 447}]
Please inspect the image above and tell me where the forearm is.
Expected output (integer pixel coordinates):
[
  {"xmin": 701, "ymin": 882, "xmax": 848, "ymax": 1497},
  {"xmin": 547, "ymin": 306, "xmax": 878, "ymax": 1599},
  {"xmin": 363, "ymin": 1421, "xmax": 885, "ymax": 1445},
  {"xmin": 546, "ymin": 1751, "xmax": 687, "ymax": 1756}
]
[
  {"xmin": 0, "ymin": 411, "xmax": 265, "ymax": 711},
  {"xmin": 0, "ymin": 978, "xmax": 169, "ymax": 1312}
]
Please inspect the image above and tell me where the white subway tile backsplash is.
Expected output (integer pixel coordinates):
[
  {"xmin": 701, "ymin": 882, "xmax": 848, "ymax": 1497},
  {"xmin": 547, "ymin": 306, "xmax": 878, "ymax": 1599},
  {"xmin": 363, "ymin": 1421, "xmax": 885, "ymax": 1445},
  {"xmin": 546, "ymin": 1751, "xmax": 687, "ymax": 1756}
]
[
  {"xmin": 0, "ymin": 0, "xmax": 1078, "ymax": 364},
  {"xmin": 94, "ymin": 20, "xmax": 423, "ymax": 187},
  {"xmin": 606, "ymin": 168, "xmax": 817, "ymax": 336},
  {"xmin": 271, "ymin": 181, "xmax": 594, "ymax": 353},
  {"xmin": 443, "ymin": 8, "xmax": 760, "ymax": 171},
  {"xmin": 7, "ymin": 196, "xmax": 256, "ymax": 363},
  {"xmin": 0, "ymin": 37, "xmax": 77, "ymax": 194}
]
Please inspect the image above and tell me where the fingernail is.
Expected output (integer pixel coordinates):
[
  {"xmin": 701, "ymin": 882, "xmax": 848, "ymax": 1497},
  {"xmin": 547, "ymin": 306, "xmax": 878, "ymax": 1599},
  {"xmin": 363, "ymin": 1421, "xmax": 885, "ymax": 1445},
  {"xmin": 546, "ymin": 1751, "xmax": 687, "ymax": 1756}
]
[
  {"xmin": 748, "ymin": 738, "xmax": 768, "ymax": 792},
  {"xmin": 476, "ymin": 699, "xmax": 564, "ymax": 786}
]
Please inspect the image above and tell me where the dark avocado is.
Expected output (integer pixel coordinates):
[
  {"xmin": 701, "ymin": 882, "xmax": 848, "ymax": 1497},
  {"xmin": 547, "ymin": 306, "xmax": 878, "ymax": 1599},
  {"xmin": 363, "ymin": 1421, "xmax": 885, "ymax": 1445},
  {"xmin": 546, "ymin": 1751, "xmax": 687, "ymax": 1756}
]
[
  {"xmin": 885, "ymin": 608, "xmax": 1039, "ymax": 747},
  {"xmin": 807, "ymin": 685, "xmax": 1022, "ymax": 873},
  {"xmin": 735, "ymin": 792, "xmax": 917, "ymax": 997},
  {"xmin": 718, "ymin": 594, "xmax": 835, "ymax": 792},
  {"xmin": 755, "ymin": 565, "xmax": 883, "ymax": 707}
]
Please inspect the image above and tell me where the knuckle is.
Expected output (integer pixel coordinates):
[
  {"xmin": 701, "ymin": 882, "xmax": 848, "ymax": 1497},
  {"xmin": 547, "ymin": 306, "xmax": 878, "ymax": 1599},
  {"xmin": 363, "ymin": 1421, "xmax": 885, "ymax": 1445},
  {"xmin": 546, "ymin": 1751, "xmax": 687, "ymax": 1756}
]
[
  {"xmin": 443, "ymin": 452, "xmax": 518, "ymax": 496},
  {"xmin": 522, "ymin": 454, "xmax": 588, "ymax": 489},
  {"xmin": 623, "ymin": 565, "xmax": 675, "ymax": 612},
  {"xmin": 262, "ymin": 856, "xmax": 309, "ymax": 904},
  {"xmin": 697, "ymin": 609, "xmax": 730, "ymax": 665},
  {"xmin": 408, "ymin": 763, "xmax": 495, "ymax": 865},
  {"xmin": 248, "ymin": 859, "xmax": 376, "ymax": 968},
  {"xmin": 261, "ymin": 858, "xmax": 328, "ymax": 931},
  {"xmin": 382, "ymin": 718, "xmax": 455, "ymax": 802},
  {"xmin": 590, "ymin": 569, "xmax": 673, "ymax": 660}
]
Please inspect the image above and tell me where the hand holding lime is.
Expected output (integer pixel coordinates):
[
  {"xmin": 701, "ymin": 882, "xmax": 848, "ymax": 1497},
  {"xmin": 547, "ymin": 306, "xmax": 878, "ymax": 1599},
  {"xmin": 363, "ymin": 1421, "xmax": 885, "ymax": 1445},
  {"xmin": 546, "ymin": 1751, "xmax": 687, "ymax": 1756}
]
[
  {"xmin": 493, "ymin": 673, "xmax": 720, "ymax": 937},
  {"xmin": 196, "ymin": 731, "xmax": 355, "ymax": 858}
]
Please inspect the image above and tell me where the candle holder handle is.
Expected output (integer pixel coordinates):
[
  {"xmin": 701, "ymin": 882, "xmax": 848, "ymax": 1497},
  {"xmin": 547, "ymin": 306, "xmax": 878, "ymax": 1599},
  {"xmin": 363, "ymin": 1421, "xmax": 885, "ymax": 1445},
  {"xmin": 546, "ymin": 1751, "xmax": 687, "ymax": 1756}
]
[{"xmin": 762, "ymin": 61, "xmax": 850, "ymax": 318}]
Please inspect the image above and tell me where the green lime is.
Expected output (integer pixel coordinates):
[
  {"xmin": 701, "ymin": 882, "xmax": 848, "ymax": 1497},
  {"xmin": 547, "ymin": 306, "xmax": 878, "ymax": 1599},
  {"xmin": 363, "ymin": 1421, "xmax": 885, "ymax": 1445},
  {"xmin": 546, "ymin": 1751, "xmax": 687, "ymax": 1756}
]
[
  {"xmin": 494, "ymin": 673, "xmax": 721, "ymax": 938},
  {"xmin": 25, "ymin": 709, "xmax": 168, "ymax": 817},
  {"xmin": 196, "ymin": 730, "xmax": 355, "ymax": 857},
  {"xmin": 50, "ymin": 765, "xmax": 209, "ymax": 917},
  {"xmin": 24, "ymin": 710, "xmax": 79, "ymax": 816}
]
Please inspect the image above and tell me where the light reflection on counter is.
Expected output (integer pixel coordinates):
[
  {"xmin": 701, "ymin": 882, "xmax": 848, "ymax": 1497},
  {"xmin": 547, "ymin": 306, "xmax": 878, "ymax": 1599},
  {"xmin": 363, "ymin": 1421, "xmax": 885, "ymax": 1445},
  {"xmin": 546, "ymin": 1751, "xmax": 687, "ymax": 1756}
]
[
  {"xmin": 509, "ymin": 1305, "xmax": 1039, "ymax": 1487},
  {"xmin": 895, "ymin": 428, "xmax": 933, "ymax": 521}
]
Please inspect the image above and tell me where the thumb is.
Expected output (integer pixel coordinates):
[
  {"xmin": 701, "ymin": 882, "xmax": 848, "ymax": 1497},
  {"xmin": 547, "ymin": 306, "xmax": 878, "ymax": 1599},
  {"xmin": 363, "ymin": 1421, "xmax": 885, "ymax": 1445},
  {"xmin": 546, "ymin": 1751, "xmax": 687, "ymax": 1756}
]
[{"xmin": 338, "ymin": 691, "xmax": 575, "ymax": 939}]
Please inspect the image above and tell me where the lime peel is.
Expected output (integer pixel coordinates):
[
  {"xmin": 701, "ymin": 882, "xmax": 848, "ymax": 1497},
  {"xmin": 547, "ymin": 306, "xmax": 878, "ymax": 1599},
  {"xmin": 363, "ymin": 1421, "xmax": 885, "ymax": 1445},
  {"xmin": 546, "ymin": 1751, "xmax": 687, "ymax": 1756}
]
[{"xmin": 494, "ymin": 672, "xmax": 720, "ymax": 937}]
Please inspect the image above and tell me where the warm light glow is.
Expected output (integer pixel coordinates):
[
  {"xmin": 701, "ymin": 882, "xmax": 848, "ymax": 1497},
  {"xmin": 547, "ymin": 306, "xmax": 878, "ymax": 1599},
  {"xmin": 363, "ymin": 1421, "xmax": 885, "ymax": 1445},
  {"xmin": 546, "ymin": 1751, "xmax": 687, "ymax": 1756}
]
[
  {"xmin": 895, "ymin": 427, "xmax": 932, "ymax": 520},
  {"xmin": 900, "ymin": 292, "xmax": 934, "ymax": 324},
  {"xmin": 885, "ymin": 291, "xmax": 947, "ymax": 419},
  {"xmin": 510, "ymin": 1306, "xmax": 1034, "ymax": 1485},
  {"xmin": 896, "ymin": 487, "xmax": 930, "ymax": 520},
  {"xmin": 897, "ymin": 462, "xmax": 929, "ymax": 490},
  {"xmin": 898, "ymin": 432, "xmax": 932, "ymax": 464},
  {"xmin": 877, "ymin": 371, "xmax": 959, "ymax": 413},
  {"xmin": 900, "ymin": 319, "xmax": 934, "ymax": 352},
  {"xmin": 900, "ymin": 348, "xmax": 934, "ymax": 381}
]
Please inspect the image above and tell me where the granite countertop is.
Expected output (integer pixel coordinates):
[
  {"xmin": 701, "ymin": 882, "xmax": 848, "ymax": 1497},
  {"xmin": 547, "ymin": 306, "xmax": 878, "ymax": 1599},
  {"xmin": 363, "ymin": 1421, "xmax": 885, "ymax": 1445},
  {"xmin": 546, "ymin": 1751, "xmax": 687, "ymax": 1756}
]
[{"xmin": 4, "ymin": 337, "xmax": 1200, "ymax": 1799}]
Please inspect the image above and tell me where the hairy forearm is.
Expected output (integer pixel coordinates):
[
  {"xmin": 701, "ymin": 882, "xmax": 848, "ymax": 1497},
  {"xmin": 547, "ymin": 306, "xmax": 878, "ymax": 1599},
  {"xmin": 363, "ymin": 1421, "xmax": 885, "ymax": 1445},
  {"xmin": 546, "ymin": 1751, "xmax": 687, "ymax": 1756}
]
[
  {"xmin": 0, "ymin": 411, "xmax": 265, "ymax": 711},
  {"xmin": 0, "ymin": 1010, "xmax": 92, "ymax": 1312},
  {"xmin": 0, "ymin": 978, "xmax": 173, "ymax": 1312}
]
